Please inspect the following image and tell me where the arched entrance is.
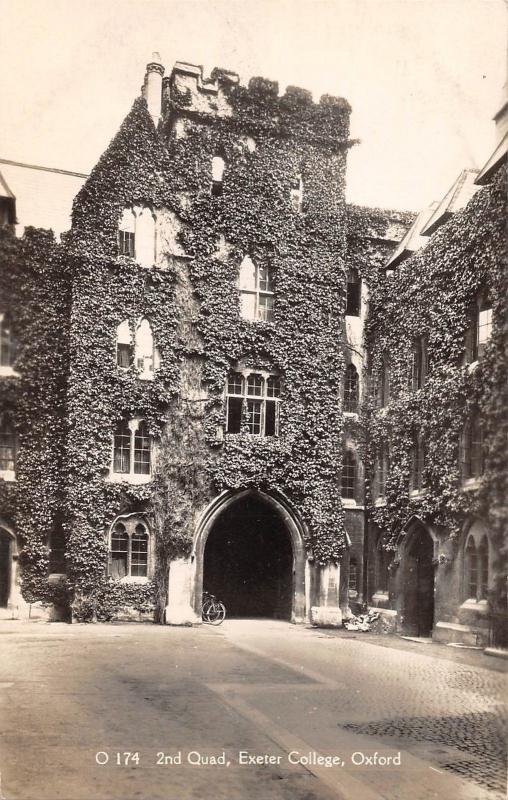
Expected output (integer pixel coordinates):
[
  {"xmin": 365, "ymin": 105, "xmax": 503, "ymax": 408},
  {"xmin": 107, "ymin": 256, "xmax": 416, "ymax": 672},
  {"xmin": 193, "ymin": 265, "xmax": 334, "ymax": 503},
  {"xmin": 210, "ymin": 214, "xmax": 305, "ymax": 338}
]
[
  {"xmin": 400, "ymin": 523, "xmax": 435, "ymax": 637},
  {"xmin": 194, "ymin": 490, "xmax": 306, "ymax": 623},
  {"xmin": 0, "ymin": 526, "xmax": 14, "ymax": 608}
]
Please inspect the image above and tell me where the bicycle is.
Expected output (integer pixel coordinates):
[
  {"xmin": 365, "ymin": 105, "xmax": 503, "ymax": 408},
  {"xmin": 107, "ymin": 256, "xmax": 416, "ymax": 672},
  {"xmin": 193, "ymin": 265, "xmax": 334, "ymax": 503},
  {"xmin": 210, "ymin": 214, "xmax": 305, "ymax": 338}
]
[{"xmin": 201, "ymin": 591, "xmax": 226, "ymax": 625}]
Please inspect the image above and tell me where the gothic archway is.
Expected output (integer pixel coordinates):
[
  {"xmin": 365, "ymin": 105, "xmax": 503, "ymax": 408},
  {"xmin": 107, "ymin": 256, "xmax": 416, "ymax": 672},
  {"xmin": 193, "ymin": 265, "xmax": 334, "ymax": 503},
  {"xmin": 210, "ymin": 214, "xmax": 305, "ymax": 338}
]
[
  {"xmin": 193, "ymin": 489, "xmax": 307, "ymax": 623},
  {"xmin": 399, "ymin": 520, "xmax": 436, "ymax": 637}
]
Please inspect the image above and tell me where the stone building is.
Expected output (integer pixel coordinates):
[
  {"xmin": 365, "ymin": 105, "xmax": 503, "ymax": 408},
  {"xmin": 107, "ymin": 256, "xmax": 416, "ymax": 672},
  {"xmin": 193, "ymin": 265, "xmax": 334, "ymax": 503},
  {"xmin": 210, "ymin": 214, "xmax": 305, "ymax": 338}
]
[{"xmin": 0, "ymin": 56, "xmax": 505, "ymax": 644}]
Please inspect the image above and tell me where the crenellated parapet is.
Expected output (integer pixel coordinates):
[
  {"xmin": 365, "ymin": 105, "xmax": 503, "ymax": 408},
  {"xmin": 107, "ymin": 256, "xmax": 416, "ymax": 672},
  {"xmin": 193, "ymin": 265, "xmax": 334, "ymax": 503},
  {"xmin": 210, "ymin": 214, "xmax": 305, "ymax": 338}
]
[{"xmin": 157, "ymin": 61, "xmax": 351, "ymax": 147}]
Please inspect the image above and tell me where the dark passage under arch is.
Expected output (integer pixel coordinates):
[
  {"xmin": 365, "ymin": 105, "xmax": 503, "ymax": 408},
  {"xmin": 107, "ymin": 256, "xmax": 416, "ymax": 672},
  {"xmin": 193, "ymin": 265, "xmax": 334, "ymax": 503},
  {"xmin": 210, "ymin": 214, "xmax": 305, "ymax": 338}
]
[
  {"xmin": 203, "ymin": 494, "xmax": 293, "ymax": 619},
  {"xmin": 402, "ymin": 525, "xmax": 435, "ymax": 637}
]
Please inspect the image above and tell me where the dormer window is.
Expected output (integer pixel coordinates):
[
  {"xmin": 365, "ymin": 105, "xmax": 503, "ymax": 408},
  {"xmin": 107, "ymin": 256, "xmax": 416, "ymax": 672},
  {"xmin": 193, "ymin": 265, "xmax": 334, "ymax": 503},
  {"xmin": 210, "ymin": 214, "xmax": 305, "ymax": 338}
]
[
  {"xmin": 346, "ymin": 268, "xmax": 361, "ymax": 316},
  {"xmin": 239, "ymin": 256, "xmax": 274, "ymax": 322},
  {"xmin": 211, "ymin": 155, "xmax": 225, "ymax": 196}
]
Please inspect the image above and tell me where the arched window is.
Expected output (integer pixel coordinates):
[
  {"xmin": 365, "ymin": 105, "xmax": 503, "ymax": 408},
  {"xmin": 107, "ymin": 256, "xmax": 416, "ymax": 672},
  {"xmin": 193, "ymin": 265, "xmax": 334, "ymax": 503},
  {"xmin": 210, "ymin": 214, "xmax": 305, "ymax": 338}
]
[
  {"xmin": 0, "ymin": 313, "xmax": 16, "ymax": 371},
  {"xmin": 346, "ymin": 268, "xmax": 361, "ymax": 317},
  {"xmin": 211, "ymin": 155, "xmax": 225, "ymax": 196},
  {"xmin": 134, "ymin": 421, "xmax": 151, "ymax": 474},
  {"xmin": 409, "ymin": 337, "xmax": 427, "ymax": 391},
  {"xmin": 290, "ymin": 174, "xmax": 303, "ymax": 212},
  {"xmin": 462, "ymin": 413, "xmax": 484, "ymax": 480},
  {"xmin": 135, "ymin": 207, "xmax": 156, "ymax": 268},
  {"xmin": 410, "ymin": 435, "xmax": 425, "ymax": 492},
  {"xmin": 116, "ymin": 320, "xmax": 133, "ymax": 368},
  {"xmin": 112, "ymin": 418, "xmax": 152, "ymax": 478},
  {"xmin": 341, "ymin": 449, "xmax": 357, "ymax": 499},
  {"xmin": 110, "ymin": 522, "xmax": 129, "ymax": 579},
  {"xmin": 464, "ymin": 531, "xmax": 489, "ymax": 601},
  {"xmin": 0, "ymin": 416, "xmax": 16, "ymax": 474},
  {"xmin": 134, "ymin": 319, "xmax": 158, "ymax": 379},
  {"xmin": 118, "ymin": 206, "xmax": 156, "ymax": 267},
  {"xmin": 109, "ymin": 517, "xmax": 151, "ymax": 580},
  {"xmin": 344, "ymin": 364, "xmax": 359, "ymax": 413},
  {"xmin": 131, "ymin": 523, "xmax": 149, "ymax": 577},
  {"xmin": 239, "ymin": 256, "xmax": 274, "ymax": 322},
  {"xmin": 225, "ymin": 370, "xmax": 281, "ymax": 436}
]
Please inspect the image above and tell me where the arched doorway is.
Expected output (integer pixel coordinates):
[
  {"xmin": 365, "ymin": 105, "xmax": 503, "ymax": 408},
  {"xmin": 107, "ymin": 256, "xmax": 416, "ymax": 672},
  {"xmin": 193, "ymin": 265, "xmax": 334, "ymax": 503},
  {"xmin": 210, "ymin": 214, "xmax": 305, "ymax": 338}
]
[
  {"xmin": 194, "ymin": 490, "xmax": 306, "ymax": 623},
  {"xmin": 204, "ymin": 493, "xmax": 293, "ymax": 619},
  {"xmin": 401, "ymin": 524, "xmax": 435, "ymax": 636},
  {"xmin": 0, "ymin": 527, "xmax": 13, "ymax": 607}
]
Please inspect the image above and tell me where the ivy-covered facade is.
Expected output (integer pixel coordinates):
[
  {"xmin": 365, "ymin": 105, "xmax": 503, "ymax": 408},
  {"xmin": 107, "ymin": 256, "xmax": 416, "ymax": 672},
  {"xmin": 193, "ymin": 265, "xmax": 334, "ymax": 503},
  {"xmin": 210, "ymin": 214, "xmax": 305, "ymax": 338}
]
[{"xmin": 0, "ymin": 57, "xmax": 505, "ymax": 643}]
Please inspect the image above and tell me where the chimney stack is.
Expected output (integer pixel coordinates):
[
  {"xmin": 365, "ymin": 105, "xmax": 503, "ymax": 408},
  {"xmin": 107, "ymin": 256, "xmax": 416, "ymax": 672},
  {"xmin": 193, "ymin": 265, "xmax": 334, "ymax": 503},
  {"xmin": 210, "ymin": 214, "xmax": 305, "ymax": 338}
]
[{"xmin": 143, "ymin": 52, "xmax": 164, "ymax": 127}]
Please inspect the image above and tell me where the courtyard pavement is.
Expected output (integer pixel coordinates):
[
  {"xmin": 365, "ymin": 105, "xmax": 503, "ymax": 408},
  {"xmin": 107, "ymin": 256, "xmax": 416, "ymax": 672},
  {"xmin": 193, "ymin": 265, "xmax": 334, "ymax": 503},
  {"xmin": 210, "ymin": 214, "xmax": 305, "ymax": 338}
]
[{"xmin": 0, "ymin": 618, "xmax": 506, "ymax": 800}]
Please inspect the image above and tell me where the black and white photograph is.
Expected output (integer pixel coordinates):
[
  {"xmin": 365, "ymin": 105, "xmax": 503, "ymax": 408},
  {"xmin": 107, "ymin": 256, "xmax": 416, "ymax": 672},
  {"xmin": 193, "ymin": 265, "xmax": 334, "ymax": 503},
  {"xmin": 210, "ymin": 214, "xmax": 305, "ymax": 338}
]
[{"xmin": 0, "ymin": 1, "xmax": 506, "ymax": 799}]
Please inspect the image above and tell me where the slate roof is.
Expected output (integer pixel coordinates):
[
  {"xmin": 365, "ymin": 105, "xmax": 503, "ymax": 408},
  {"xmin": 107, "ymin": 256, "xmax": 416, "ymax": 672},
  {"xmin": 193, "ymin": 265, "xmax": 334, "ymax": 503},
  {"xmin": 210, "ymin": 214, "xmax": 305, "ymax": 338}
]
[
  {"xmin": 385, "ymin": 202, "xmax": 438, "ymax": 269},
  {"xmin": 420, "ymin": 169, "xmax": 480, "ymax": 236},
  {"xmin": 0, "ymin": 159, "xmax": 87, "ymax": 237}
]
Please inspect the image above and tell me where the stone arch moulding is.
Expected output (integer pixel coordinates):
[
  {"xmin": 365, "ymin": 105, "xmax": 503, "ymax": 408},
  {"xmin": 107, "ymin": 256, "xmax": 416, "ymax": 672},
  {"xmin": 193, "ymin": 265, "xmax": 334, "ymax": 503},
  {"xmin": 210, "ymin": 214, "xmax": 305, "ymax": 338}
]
[
  {"xmin": 192, "ymin": 488, "xmax": 308, "ymax": 624},
  {"xmin": 396, "ymin": 514, "xmax": 439, "ymax": 558}
]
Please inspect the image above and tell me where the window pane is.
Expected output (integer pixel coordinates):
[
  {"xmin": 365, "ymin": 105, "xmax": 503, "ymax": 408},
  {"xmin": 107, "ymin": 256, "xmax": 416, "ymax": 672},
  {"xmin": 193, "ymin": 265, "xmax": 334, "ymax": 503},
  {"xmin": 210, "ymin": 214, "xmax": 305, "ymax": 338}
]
[
  {"xmin": 346, "ymin": 269, "xmax": 361, "ymax": 316},
  {"xmin": 0, "ymin": 423, "xmax": 16, "ymax": 471},
  {"xmin": 131, "ymin": 528, "xmax": 148, "ymax": 577},
  {"xmin": 258, "ymin": 265, "xmax": 274, "ymax": 293},
  {"xmin": 258, "ymin": 294, "xmax": 274, "ymax": 322},
  {"xmin": 239, "ymin": 256, "xmax": 256, "ymax": 291},
  {"xmin": 226, "ymin": 397, "xmax": 242, "ymax": 433},
  {"xmin": 117, "ymin": 343, "xmax": 133, "ymax": 368},
  {"xmin": 0, "ymin": 317, "xmax": 15, "ymax": 368},
  {"xmin": 265, "ymin": 400, "xmax": 277, "ymax": 436},
  {"xmin": 113, "ymin": 421, "xmax": 131, "ymax": 473},
  {"xmin": 246, "ymin": 399, "xmax": 262, "ymax": 434},
  {"xmin": 341, "ymin": 451, "xmax": 356, "ymax": 498},
  {"xmin": 134, "ymin": 422, "xmax": 151, "ymax": 474},
  {"xmin": 111, "ymin": 525, "xmax": 128, "ymax": 579},
  {"xmin": 267, "ymin": 377, "xmax": 280, "ymax": 398},
  {"xmin": 478, "ymin": 308, "xmax": 492, "ymax": 355},
  {"xmin": 119, "ymin": 230, "xmax": 135, "ymax": 257},
  {"xmin": 240, "ymin": 292, "xmax": 256, "ymax": 320},
  {"xmin": 344, "ymin": 365, "xmax": 359, "ymax": 413},
  {"xmin": 227, "ymin": 372, "xmax": 243, "ymax": 395},
  {"xmin": 247, "ymin": 374, "xmax": 263, "ymax": 397}
]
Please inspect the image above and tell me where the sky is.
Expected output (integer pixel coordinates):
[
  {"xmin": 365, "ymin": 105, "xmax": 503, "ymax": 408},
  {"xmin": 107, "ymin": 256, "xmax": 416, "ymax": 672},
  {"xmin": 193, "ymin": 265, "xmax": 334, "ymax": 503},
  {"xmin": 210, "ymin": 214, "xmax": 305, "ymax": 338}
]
[{"xmin": 0, "ymin": 0, "xmax": 506, "ymax": 211}]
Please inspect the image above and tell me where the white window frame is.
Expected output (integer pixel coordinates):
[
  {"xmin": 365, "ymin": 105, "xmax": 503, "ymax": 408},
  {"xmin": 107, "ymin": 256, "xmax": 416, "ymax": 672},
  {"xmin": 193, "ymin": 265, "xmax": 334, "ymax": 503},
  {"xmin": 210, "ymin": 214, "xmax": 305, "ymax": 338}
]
[
  {"xmin": 109, "ymin": 418, "xmax": 153, "ymax": 485},
  {"xmin": 225, "ymin": 369, "xmax": 281, "ymax": 437},
  {"xmin": 108, "ymin": 514, "xmax": 152, "ymax": 583}
]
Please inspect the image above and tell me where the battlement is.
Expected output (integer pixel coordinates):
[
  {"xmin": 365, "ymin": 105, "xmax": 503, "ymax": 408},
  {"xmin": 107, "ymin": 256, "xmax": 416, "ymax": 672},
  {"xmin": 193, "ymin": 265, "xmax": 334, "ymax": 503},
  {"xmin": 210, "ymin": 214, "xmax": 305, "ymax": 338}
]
[{"xmin": 144, "ymin": 59, "xmax": 351, "ymax": 145}]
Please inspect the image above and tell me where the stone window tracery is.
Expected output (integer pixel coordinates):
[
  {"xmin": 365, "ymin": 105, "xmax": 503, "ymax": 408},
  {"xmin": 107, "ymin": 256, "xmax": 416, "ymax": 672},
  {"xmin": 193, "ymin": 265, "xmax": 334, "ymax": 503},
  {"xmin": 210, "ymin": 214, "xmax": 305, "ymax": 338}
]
[
  {"xmin": 226, "ymin": 371, "xmax": 281, "ymax": 436},
  {"xmin": 109, "ymin": 517, "xmax": 150, "ymax": 580},
  {"xmin": 464, "ymin": 528, "xmax": 489, "ymax": 602},
  {"xmin": 341, "ymin": 449, "xmax": 357, "ymax": 499},
  {"xmin": 112, "ymin": 418, "xmax": 152, "ymax": 480}
]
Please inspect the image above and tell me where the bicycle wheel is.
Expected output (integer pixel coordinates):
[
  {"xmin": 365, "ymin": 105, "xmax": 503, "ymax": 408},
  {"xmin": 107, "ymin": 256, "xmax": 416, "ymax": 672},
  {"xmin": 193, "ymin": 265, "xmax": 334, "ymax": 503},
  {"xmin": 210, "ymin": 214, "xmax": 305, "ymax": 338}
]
[
  {"xmin": 207, "ymin": 600, "xmax": 226, "ymax": 625},
  {"xmin": 201, "ymin": 598, "xmax": 214, "ymax": 623}
]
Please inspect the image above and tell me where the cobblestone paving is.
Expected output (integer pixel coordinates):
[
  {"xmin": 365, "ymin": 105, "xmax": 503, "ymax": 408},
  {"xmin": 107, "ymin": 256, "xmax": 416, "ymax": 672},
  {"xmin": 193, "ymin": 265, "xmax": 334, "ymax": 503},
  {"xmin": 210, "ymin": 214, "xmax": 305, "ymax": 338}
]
[{"xmin": 342, "ymin": 712, "xmax": 507, "ymax": 796}]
